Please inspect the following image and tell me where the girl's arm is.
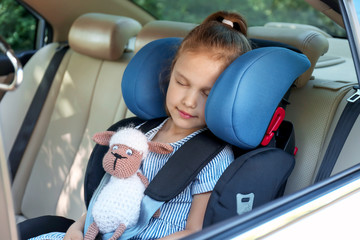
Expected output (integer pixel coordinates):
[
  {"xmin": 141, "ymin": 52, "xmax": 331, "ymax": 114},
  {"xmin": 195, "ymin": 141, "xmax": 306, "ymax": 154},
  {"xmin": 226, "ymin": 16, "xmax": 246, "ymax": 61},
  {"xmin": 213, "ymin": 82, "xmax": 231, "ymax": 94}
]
[
  {"xmin": 160, "ymin": 192, "xmax": 211, "ymax": 240},
  {"xmin": 63, "ymin": 212, "xmax": 87, "ymax": 240}
]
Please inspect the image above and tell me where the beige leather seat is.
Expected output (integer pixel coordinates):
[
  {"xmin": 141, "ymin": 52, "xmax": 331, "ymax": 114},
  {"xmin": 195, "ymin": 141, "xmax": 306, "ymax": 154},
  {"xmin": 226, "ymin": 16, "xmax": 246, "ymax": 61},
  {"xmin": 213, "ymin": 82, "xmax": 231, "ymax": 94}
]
[{"xmin": 0, "ymin": 13, "xmax": 141, "ymax": 222}]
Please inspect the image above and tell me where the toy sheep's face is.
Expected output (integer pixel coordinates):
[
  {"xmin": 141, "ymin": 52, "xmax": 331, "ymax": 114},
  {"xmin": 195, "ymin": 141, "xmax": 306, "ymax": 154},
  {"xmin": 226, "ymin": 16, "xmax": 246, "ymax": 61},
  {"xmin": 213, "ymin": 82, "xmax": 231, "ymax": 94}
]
[
  {"xmin": 93, "ymin": 128, "xmax": 173, "ymax": 179},
  {"xmin": 103, "ymin": 144, "xmax": 143, "ymax": 178}
]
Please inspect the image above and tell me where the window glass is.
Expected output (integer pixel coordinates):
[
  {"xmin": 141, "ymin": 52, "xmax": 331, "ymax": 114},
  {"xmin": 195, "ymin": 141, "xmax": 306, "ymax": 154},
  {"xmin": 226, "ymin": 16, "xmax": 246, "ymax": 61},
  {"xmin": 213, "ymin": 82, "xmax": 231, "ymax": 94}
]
[
  {"xmin": 355, "ymin": 0, "xmax": 360, "ymax": 23},
  {"xmin": 131, "ymin": 0, "xmax": 346, "ymax": 37},
  {"xmin": 0, "ymin": 0, "xmax": 37, "ymax": 51}
]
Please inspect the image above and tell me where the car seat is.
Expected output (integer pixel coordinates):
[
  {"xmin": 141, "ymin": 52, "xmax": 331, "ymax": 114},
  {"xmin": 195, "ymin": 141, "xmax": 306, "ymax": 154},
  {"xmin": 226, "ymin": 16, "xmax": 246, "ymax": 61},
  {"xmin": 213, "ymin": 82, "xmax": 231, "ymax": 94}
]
[
  {"xmin": 82, "ymin": 37, "xmax": 310, "ymax": 239},
  {"xmin": 0, "ymin": 13, "xmax": 141, "ymax": 224}
]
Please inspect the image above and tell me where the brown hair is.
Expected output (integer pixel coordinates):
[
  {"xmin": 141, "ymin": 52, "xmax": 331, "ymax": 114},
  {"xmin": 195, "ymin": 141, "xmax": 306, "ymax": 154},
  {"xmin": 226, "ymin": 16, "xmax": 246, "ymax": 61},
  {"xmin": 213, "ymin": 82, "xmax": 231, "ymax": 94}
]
[{"xmin": 172, "ymin": 11, "xmax": 252, "ymax": 70}]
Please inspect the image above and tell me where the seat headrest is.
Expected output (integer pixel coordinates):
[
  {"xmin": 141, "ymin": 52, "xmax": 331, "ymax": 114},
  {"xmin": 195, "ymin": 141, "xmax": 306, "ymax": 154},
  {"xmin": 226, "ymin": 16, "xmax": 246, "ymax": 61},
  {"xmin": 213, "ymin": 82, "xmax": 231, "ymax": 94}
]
[
  {"xmin": 134, "ymin": 20, "xmax": 197, "ymax": 52},
  {"xmin": 248, "ymin": 26, "xmax": 329, "ymax": 88},
  {"xmin": 69, "ymin": 13, "xmax": 141, "ymax": 60},
  {"xmin": 122, "ymin": 38, "xmax": 310, "ymax": 149},
  {"xmin": 205, "ymin": 47, "xmax": 309, "ymax": 149},
  {"xmin": 123, "ymin": 38, "xmax": 181, "ymax": 119}
]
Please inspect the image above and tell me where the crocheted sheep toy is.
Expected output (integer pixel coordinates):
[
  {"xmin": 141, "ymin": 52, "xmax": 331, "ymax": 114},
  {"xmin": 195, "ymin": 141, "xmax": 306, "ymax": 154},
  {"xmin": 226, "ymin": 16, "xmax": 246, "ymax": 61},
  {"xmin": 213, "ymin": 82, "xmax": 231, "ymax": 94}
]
[{"xmin": 84, "ymin": 127, "xmax": 173, "ymax": 240}]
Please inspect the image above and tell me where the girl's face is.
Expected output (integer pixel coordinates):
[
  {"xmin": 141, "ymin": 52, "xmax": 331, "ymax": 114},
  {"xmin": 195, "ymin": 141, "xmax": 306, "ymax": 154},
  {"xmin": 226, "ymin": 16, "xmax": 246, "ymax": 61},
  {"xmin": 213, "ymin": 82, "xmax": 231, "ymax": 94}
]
[{"xmin": 166, "ymin": 50, "xmax": 225, "ymax": 133}]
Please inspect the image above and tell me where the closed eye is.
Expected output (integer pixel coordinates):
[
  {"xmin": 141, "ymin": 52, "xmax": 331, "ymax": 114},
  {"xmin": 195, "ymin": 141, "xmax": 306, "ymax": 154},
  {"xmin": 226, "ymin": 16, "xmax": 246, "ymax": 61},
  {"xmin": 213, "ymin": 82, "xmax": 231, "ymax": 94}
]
[
  {"xmin": 203, "ymin": 90, "xmax": 210, "ymax": 97},
  {"xmin": 174, "ymin": 71, "xmax": 189, "ymax": 87},
  {"xmin": 176, "ymin": 79, "xmax": 187, "ymax": 86}
]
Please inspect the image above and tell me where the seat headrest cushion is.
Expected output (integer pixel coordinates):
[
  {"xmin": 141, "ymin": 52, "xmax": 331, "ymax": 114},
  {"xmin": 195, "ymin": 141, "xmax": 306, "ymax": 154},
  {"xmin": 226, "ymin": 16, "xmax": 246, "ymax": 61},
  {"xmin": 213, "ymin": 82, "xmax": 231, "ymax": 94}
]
[
  {"xmin": 248, "ymin": 26, "xmax": 329, "ymax": 88},
  {"xmin": 205, "ymin": 47, "xmax": 310, "ymax": 149},
  {"xmin": 134, "ymin": 20, "xmax": 197, "ymax": 52},
  {"xmin": 69, "ymin": 13, "xmax": 141, "ymax": 60},
  {"xmin": 122, "ymin": 38, "xmax": 181, "ymax": 119},
  {"xmin": 122, "ymin": 38, "xmax": 310, "ymax": 149}
]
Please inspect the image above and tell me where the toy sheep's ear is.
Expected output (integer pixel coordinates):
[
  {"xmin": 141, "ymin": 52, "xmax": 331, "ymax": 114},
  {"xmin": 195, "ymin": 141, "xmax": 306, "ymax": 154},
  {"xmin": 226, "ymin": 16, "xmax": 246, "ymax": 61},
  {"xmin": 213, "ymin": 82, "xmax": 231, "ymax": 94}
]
[
  {"xmin": 148, "ymin": 142, "xmax": 173, "ymax": 155},
  {"xmin": 92, "ymin": 131, "xmax": 115, "ymax": 146}
]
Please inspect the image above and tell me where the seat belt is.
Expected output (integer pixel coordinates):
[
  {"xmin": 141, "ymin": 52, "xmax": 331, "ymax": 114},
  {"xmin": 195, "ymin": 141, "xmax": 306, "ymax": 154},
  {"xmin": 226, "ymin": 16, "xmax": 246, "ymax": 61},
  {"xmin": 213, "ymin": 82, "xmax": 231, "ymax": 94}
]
[
  {"xmin": 145, "ymin": 129, "xmax": 227, "ymax": 201},
  {"xmin": 315, "ymin": 86, "xmax": 360, "ymax": 183},
  {"xmin": 8, "ymin": 43, "xmax": 69, "ymax": 181}
]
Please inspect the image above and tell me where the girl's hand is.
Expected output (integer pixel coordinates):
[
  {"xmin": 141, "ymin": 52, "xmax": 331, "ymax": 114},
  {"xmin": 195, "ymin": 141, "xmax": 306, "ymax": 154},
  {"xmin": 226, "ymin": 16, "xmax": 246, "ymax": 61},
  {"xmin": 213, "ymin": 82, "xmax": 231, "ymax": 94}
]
[
  {"xmin": 63, "ymin": 212, "xmax": 87, "ymax": 240},
  {"xmin": 63, "ymin": 228, "xmax": 83, "ymax": 240}
]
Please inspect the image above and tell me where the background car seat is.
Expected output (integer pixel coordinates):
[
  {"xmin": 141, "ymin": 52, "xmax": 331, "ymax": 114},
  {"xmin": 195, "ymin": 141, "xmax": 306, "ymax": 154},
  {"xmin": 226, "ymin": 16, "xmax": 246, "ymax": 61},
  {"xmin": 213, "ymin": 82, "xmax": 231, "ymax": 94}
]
[{"xmin": 0, "ymin": 13, "xmax": 141, "ymax": 223}]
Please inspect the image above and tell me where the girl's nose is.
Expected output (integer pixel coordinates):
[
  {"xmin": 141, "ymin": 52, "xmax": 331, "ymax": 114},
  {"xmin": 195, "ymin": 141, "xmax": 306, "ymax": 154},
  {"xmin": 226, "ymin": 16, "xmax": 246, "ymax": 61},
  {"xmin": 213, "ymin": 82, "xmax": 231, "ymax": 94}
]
[{"xmin": 182, "ymin": 90, "xmax": 197, "ymax": 108}]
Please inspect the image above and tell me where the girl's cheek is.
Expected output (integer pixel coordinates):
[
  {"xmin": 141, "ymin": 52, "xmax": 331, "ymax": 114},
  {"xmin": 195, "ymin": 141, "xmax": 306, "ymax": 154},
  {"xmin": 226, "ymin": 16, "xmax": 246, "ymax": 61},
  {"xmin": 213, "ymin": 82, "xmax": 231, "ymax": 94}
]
[
  {"xmin": 201, "ymin": 94, "xmax": 208, "ymax": 104},
  {"xmin": 199, "ymin": 97, "xmax": 207, "ymax": 112}
]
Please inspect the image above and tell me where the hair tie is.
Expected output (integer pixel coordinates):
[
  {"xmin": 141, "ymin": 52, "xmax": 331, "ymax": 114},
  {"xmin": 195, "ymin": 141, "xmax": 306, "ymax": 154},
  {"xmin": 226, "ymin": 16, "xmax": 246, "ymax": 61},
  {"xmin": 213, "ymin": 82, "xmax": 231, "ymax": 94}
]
[{"xmin": 222, "ymin": 19, "xmax": 234, "ymax": 28}]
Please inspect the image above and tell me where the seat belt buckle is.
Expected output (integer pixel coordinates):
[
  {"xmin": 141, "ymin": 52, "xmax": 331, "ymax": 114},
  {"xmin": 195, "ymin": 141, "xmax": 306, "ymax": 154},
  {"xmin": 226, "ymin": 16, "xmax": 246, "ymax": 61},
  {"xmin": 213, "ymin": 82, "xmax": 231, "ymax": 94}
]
[{"xmin": 347, "ymin": 88, "xmax": 360, "ymax": 103}]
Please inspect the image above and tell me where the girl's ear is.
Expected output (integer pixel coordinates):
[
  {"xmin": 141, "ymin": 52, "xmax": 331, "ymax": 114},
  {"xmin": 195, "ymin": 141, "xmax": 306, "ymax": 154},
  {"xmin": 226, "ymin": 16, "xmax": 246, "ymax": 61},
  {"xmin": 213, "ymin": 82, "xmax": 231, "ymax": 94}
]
[
  {"xmin": 148, "ymin": 142, "xmax": 173, "ymax": 155},
  {"xmin": 92, "ymin": 131, "xmax": 115, "ymax": 146}
]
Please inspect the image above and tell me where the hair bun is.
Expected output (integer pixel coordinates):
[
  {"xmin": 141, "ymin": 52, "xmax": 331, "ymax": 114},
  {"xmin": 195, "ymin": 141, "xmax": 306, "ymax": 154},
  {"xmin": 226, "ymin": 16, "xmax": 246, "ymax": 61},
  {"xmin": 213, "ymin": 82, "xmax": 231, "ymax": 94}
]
[{"xmin": 204, "ymin": 11, "xmax": 248, "ymax": 36}]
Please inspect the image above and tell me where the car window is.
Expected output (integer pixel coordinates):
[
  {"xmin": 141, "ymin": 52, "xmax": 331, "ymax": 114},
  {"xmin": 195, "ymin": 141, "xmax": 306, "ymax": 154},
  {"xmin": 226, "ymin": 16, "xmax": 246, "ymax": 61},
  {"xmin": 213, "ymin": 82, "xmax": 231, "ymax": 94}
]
[
  {"xmin": 131, "ymin": 0, "xmax": 346, "ymax": 38},
  {"xmin": 0, "ymin": 0, "xmax": 37, "ymax": 51},
  {"xmin": 355, "ymin": 0, "xmax": 360, "ymax": 22}
]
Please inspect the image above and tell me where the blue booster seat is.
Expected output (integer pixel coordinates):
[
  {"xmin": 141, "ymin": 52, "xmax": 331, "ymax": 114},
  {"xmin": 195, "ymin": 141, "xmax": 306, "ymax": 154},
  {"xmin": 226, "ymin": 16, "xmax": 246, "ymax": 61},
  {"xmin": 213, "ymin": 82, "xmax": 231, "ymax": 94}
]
[{"xmin": 83, "ymin": 37, "xmax": 310, "ymax": 239}]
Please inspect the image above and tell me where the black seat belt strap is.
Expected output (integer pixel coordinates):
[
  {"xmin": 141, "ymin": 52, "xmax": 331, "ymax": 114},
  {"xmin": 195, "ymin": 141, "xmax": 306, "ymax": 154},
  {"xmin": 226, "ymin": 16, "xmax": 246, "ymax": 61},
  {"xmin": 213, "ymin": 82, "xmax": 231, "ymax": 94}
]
[
  {"xmin": 145, "ymin": 129, "xmax": 227, "ymax": 201},
  {"xmin": 315, "ymin": 86, "xmax": 360, "ymax": 182},
  {"xmin": 9, "ymin": 44, "xmax": 69, "ymax": 181}
]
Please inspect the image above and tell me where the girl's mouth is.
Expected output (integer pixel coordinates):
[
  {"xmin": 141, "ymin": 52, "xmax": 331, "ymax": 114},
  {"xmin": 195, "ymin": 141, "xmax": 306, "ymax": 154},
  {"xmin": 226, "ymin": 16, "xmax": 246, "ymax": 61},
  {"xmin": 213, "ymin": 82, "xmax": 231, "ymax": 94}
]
[{"xmin": 178, "ymin": 109, "xmax": 194, "ymax": 119}]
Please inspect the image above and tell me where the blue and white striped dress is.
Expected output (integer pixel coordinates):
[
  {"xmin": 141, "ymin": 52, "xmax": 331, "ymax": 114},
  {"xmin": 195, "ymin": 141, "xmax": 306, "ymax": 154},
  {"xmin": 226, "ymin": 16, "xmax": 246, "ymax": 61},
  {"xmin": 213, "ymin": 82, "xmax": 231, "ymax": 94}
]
[{"xmin": 29, "ymin": 118, "xmax": 234, "ymax": 240}]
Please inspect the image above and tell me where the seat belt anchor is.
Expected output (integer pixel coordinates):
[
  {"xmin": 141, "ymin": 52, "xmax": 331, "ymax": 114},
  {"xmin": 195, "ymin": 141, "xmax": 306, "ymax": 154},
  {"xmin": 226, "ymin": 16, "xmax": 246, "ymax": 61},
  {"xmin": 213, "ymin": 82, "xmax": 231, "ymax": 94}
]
[
  {"xmin": 261, "ymin": 107, "xmax": 285, "ymax": 146},
  {"xmin": 347, "ymin": 88, "xmax": 360, "ymax": 103}
]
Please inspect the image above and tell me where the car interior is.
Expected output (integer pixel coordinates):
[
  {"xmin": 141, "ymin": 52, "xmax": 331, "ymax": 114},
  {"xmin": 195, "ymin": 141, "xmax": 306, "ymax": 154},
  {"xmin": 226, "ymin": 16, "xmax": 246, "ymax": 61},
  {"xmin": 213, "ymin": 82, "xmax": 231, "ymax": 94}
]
[{"xmin": 0, "ymin": 0, "xmax": 359, "ymax": 238}]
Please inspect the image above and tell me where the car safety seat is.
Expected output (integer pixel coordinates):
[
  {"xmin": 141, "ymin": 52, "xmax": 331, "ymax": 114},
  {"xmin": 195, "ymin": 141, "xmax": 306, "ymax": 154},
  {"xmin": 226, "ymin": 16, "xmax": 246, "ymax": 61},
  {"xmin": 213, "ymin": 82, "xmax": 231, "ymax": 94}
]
[{"xmin": 81, "ymin": 36, "xmax": 310, "ymax": 240}]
